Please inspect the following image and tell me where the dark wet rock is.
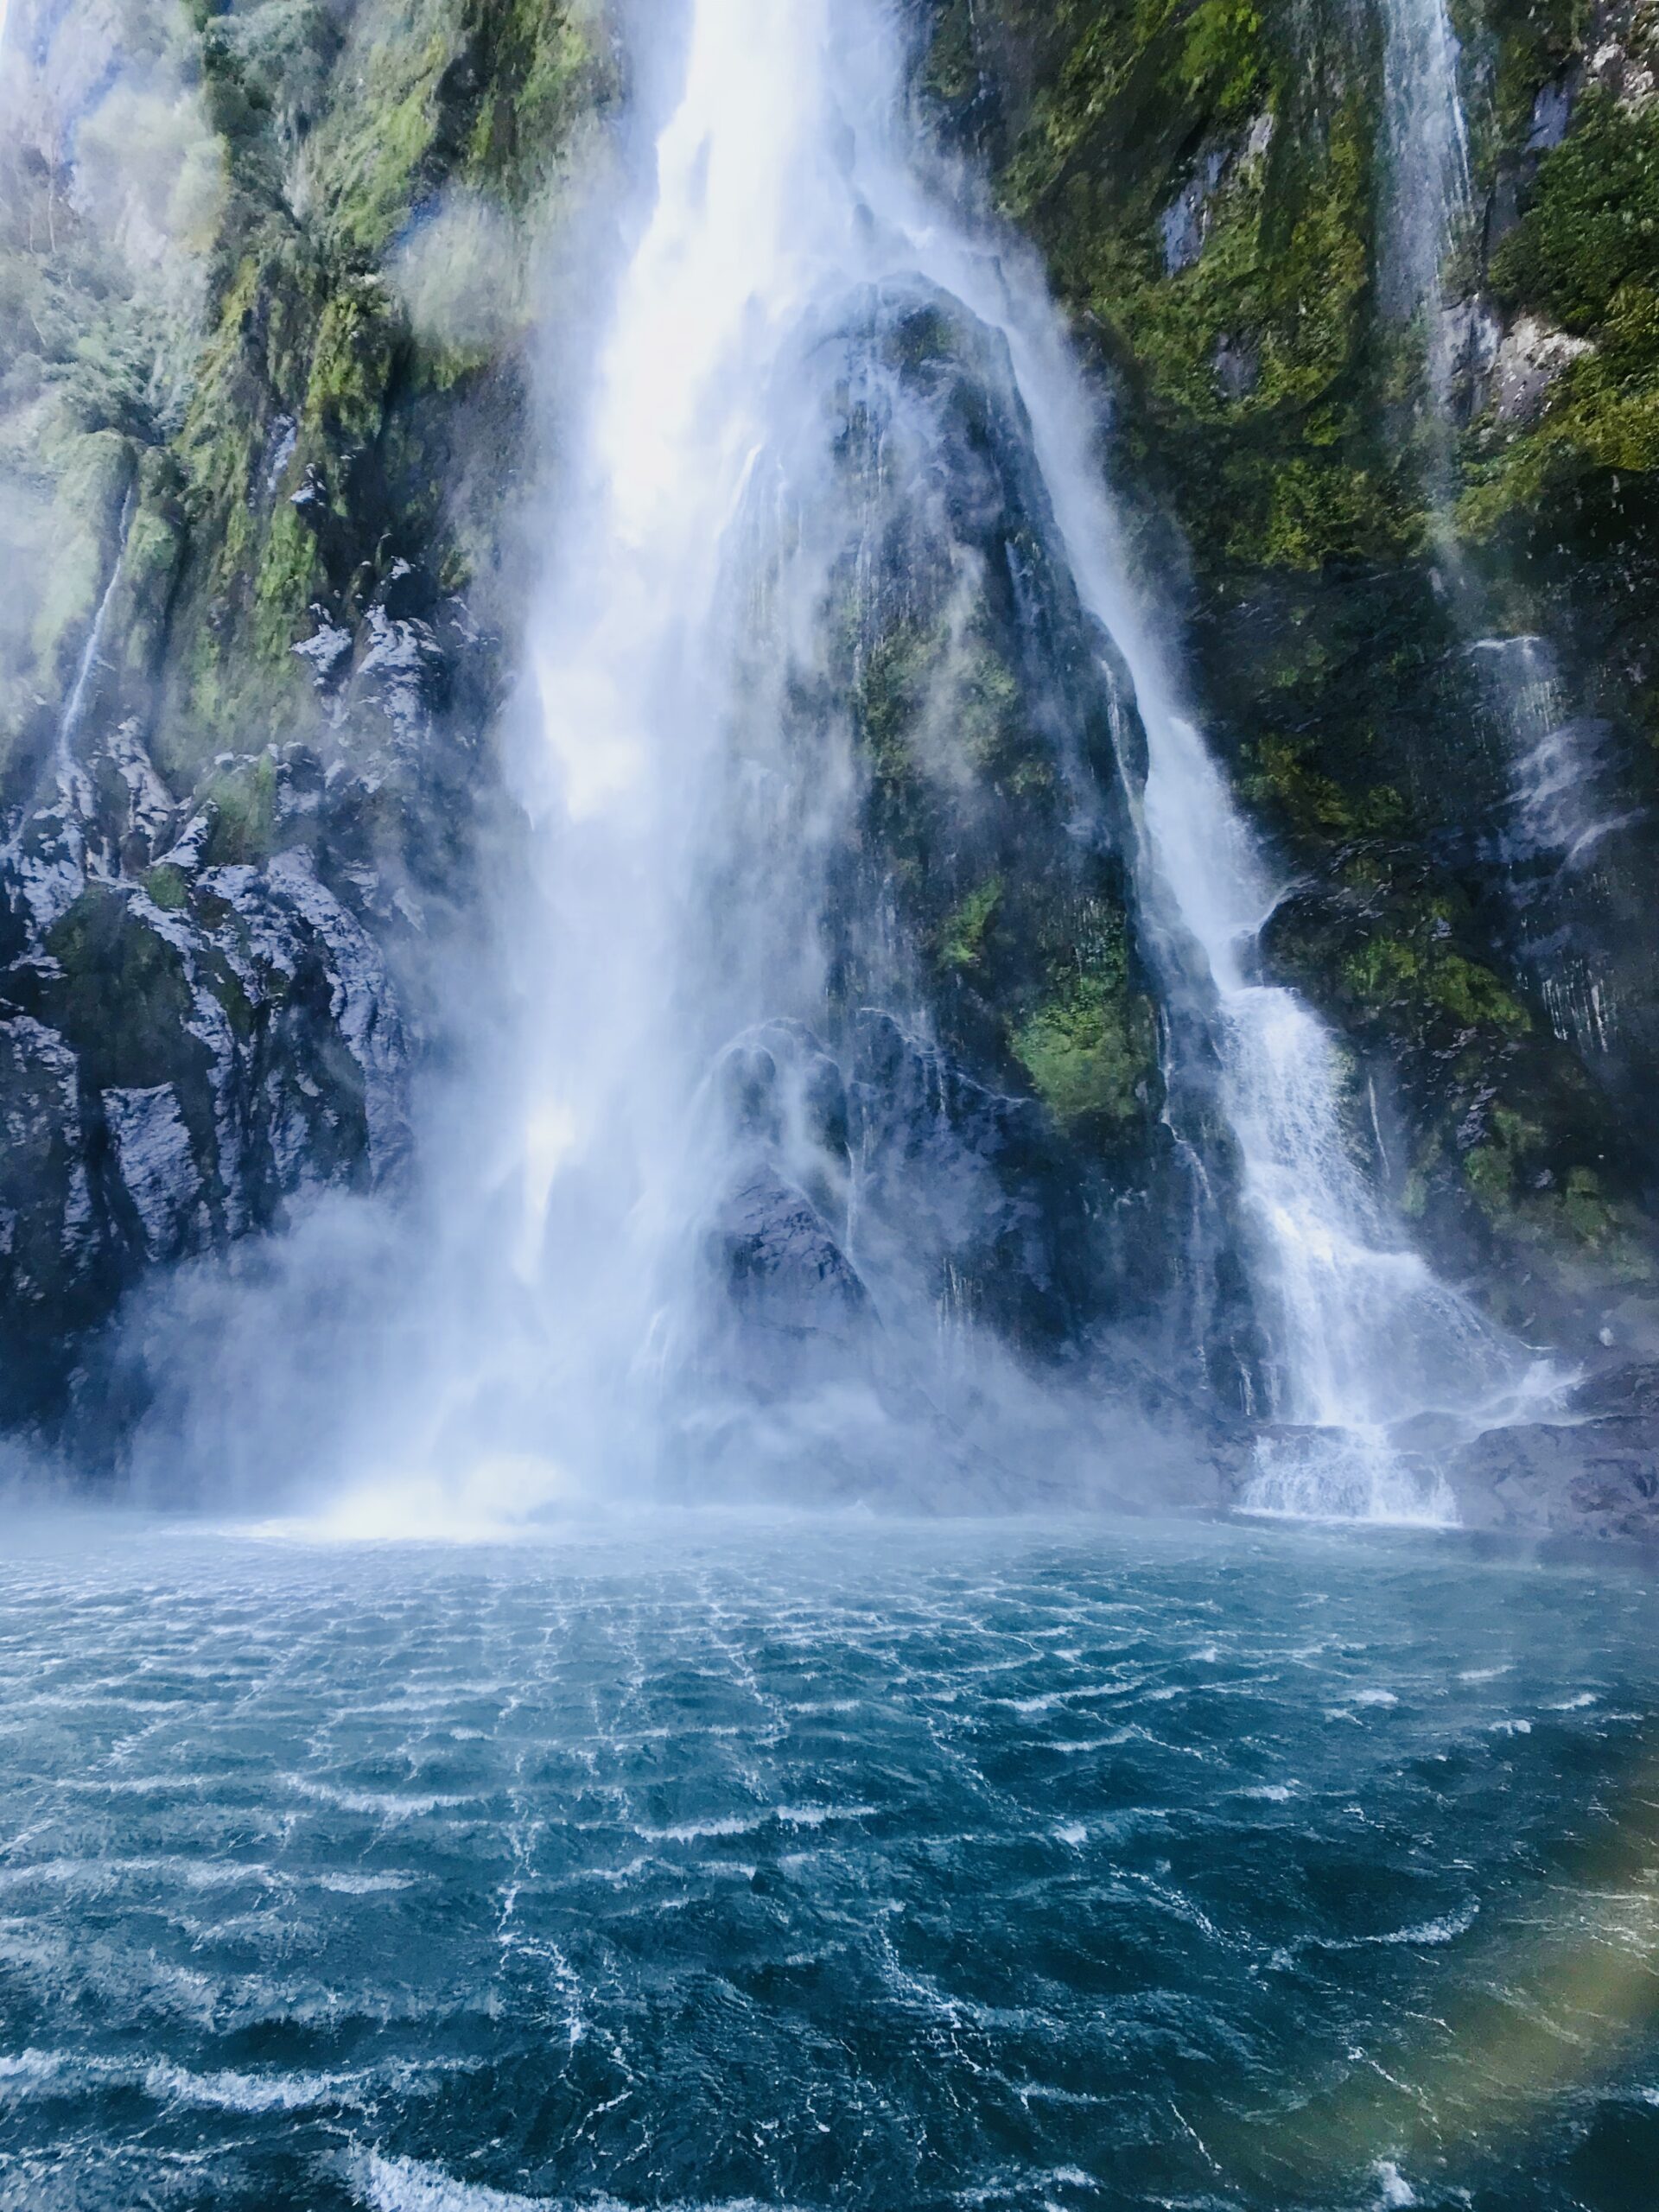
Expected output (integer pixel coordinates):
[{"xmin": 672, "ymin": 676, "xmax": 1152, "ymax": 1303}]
[
  {"xmin": 293, "ymin": 616, "xmax": 354, "ymax": 691},
  {"xmin": 851, "ymin": 1007, "xmax": 1092, "ymax": 1353},
  {"xmin": 707, "ymin": 1160, "xmax": 874, "ymax": 1370},
  {"xmin": 1568, "ymin": 1360, "xmax": 1659, "ymax": 1423},
  {"xmin": 1440, "ymin": 1364, "xmax": 1659, "ymax": 1539},
  {"xmin": 0, "ymin": 690, "xmax": 421, "ymax": 1428},
  {"xmin": 1446, "ymin": 1416, "xmax": 1659, "ymax": 1542}
]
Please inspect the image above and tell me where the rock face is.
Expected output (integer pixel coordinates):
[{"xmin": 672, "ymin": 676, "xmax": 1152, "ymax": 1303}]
[
  {"xmin": 0, "ymin": 598, "xmax": 453, "ymax": 1427},
  {"xmin": 1444, "ymin": 1367, "xmax": 1659, "ymax": 1544},
  {"xmin": 689, "ymin": 280, "xmax": 1255, "ymax": 1412},
  {"xmin": 0, "ymin": 0, "xmax": 601, "ymax": 1436},
  {"xmin": 930, "ymin": 0, "xmax": 1659, "ymax": 1373},
  {"xmin": 3, "ymin": 0, "xmax": 1659, "ymax": 1520}
]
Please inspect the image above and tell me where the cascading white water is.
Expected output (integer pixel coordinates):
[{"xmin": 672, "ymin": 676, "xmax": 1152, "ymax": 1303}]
[
  {"xmin": 1378, "ymin": 0, "xmax": 1475, "ymax": 429},
  {"xmin": 1374, "ymin": 0, "xmax": 1626, "ymax": 1096},
  {"xmin": 57, "ymin": 486, "xmax": 135, "ymax": 771},
  {"xmin": 1468, "ymin": 633, "xmax": 1630, "ymax": 1063},
  {"xmin": 303, "ymin": 0, "xmax": 1545, "ymax": 1535}
]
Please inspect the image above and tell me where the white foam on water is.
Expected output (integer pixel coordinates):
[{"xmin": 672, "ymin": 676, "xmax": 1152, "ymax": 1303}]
[
  {"xmin": 1314, "ymin": 1901, "xmax": 1479, "ymax": 1953},
  {"xmin": 772, "ymin": 1802, "xmax": 875, "ymax": 1828},
  {"xmin": 351, "ymin": 2154, "xmax": 805, "ymax": 2212},
  {"xmin": 284, "ymin": 1776, "xmax": 480, "ymax": 1819},
  {"xmin": 0, "ymin": 2048, "xmax": 81, "ymax": 2097},
  {"xmin": 634, "ymin": 1813, "xmax": 759, "ymax": 1843},
  {"xmin": 315, "ymin": 1870, "xmax": 423, "ymax": 1894},
  {"xmin": 1375, "ymin": 2160, "xmax": 1421, "ymax": 2209},
  {"xmin": 353, "ymin": 2152, "xmax": 563, "ymax": 2212},
  {"xmin": 145, "ymin": 2060, "xmax": 370, "ymax": 2114}
]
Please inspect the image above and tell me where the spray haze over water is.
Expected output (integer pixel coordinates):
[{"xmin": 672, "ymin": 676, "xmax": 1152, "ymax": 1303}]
[{"xmin": 137, "ymin": 0, "xmax": 1546, "ymax": 1530}]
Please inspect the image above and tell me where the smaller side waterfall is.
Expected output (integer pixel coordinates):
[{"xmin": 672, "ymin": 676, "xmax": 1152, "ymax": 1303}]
[
  {"xmin": 1376, "ymin": 0, "xmax": 1641, "ymax": 1123},
  {"xmin": 56, "ymin": 486, "xmax": 136, "ymax": 772},
  {"xmin": 1378, "ymin": 0, "xmax": 1475, "ymax": 431},
  {"xmin": 1137, "ymin": 719, "xmax": 1527, "ymax": 1521},
  {"xmin": 895, "ymin": 193, "xmax": 1551, "ymax": 1519},
  {"xmin": 1469, "ymin": 633, "xmax": 1636, "ymax": 1065}
]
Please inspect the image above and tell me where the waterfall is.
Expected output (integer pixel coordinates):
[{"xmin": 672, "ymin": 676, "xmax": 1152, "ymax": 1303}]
[
  {"xmin": 56, "ymin": 486, "xmax": 135, "ymax": 772},
  {"xmin": 901, "ymin": 212, "xmax": 1546, "ymax": 1520},
  {"xmin": 1377, "ymin": 0, "xmax": 1475, "ymax": 435},
  {"xmin": 286, "ymin": 0, "xmax": 1548, "ymax": 1535},
  {"xmin": 1468, "ymin": 633, "xmax": 1632, "ymax": 1065},
  {"xmin": 1374, "ymin": 0, "xmax": 1633, "ymax": 1094}
]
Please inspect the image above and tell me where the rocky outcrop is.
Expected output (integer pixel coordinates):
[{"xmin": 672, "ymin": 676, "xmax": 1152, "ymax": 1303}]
[
  {"xmin": 0, "ymin": 0, "xmax": 607, "ymax": 1439},
  {"xmin": 1443, "ymin": 1367, "xmax": 1659, "ymax": 1543},
  {"xmin": 922, "ymin": 0, "xmax": 1659, "ymax": 1373},
  {"xmin": 774, "ymin": 283, "xmax": 1243, "ymax": 1395},
  {"xmin": 1485, "ymin": 312, "xmax": 1596, "ymax": 426},
  {"xmin": 0, "ymin": 632, "xmax": 446, "ymax": 1426}
]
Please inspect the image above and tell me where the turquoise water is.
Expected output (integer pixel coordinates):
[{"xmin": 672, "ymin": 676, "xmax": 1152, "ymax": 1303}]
[{"xmin": 0, "ymin": 1516, "xmax": 1656, "ymax": 2209}]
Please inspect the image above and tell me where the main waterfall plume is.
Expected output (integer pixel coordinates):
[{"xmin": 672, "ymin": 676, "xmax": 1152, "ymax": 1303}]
[{"xmin": 120, "ymin": 0, "xmax": 1545, "ymax": 1530}]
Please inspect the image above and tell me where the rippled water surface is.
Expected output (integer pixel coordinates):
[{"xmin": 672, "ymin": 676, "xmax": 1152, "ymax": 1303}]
[{"xmin": 0, "ymin": 1515, "xmax": 1656, "ymax": 2210}]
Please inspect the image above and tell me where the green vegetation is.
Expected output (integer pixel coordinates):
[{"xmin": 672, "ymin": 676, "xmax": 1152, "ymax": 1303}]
[
  {"xmin": 1490, "ymin": 92, "xmax": 1659, "ymax": 331},
  {"xmin": 1463, "ymin": 1107, "xmax": 1654, "ymax": 1275},
  {"xmin": 1011, "ymin": 909, "xmax": 1157, "ymax": 1133},
  {"xmin": 1012, "ymin": 969, "xmax": 1156, "ymax": 1128},
  {"xmin": 938, "ymin": 878, "xmax": 1005, "ymax": 972},
  {"xmin": 1340, "ymin": 938, "xmax": 1531, "ymax": 1036},
  {"xmin": 928, "ymin": 0, "xmax": 1659, "ymax": 1302},
  {"xmin": 45, "ymin": 890, "xmax": 207, "ymax": 1097},
  {"xmin": 1463, "ymin": 95, "xmax": 1659, "ymax": 537},
  {"xmin": 200, "ymin": 753, "xmax": 278, "ymax": 867}
]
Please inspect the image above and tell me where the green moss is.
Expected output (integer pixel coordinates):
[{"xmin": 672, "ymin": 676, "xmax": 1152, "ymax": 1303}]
[
  {"xmin": 958, "ymin": 643, "xmax": 1048, "ymax": 786},
  {"xmin": 1491, "ymin": 92, "xmax": 1659, "ymax": 334},
  {"xmin": 306, "ymin": 13, "xmax": 454, "ymax": 256},
  {"xmin": 1242, "ymin": 733, "xmax": 1406, "ymax": 839},
  {"xmin": 1401, "ymin": 1128, "xmax": 1444, "ymax": 1218},
  {"xmin": 855, "ymin": 620, "xmax": 938, "ymax": 786},
  {"xmin": 1461, "ymin": 92, "xmax": 1659, "ymax": 537},
  {"xmin": 200, "ymin": 753, "xmax": 278, "ymax": 867},
  {"xmin": 116, "ymin": 504, "xmax": 184, "ymax": 678},
  {"xmin": 304, "ymin": 283, "xmax": 397, "ymax": 451},
  {"xmin": 143, "ymin": 865, "xmax": 191, "ymax": 912},
  {"xmin": 1011, "ymin": 903, "xmax": 1156, "ymax": 1130},
  {"xmin": 253, "ymin": 500, "xmax": 324, "ymax": 661},
  {"xmin": 1252, "ymin": 456, "xmax": 1418, "ymax": 570},
  {"xmin": 1462, "ymin": 1108, "xmax": 1655, "ymax": 1273},
  {"xmin": 938, "ymin": 877, "xmax": 1004, "ymax": 971},
  {"xmin": 1460, "ymin": 280, "xmax": 1659, "ymax": 538},
  {"xmin": 1341, "ymin": 937, "xmax": 1531, "ymax": 1034},
  {"xmin": 1013, "ymin": 969, "xmax": 1155, "ymax": 1128},
  {"xmin": 1478, "ymin": 0, "xmax": 1587, "ymax": 172},
  {"xmin": 1180, "ymin": 0, "xmax": 1268, "ymax": 120},
  {"xmin": 925, "ymin": 0, "xmax": 982, "ymax": 105},
  {"xmin": 28, "ymin": 432, "xmax": 134, "ymax": 685},
  {"xmin": 44, "ymin": 890, "xmax": 207, "ymax": 1095},
  {"xmin": 1463, "ymin": 1135, "xmax": 1516, "ymax": 1212},
  {"xmin": 463, "ymin": 0, "xmax": 614, "ymax": 208}
]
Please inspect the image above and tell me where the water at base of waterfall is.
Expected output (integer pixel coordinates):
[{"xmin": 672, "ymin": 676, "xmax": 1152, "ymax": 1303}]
[{"xmin": 0, "ymin": 1513, "xmax": 1656, "ymax": 2212}]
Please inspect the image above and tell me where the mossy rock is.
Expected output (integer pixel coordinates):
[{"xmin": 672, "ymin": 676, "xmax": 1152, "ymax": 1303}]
[
  {"xmin": 43, "ymin": 890, "xmax": 212, "ymax": 1104},
  {"xmin": 1012, "ymin": 967, "xmax": 1158, "ymax": 1132}
]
